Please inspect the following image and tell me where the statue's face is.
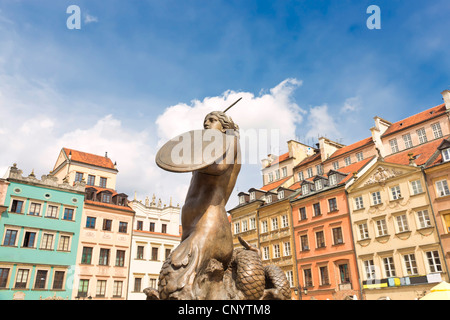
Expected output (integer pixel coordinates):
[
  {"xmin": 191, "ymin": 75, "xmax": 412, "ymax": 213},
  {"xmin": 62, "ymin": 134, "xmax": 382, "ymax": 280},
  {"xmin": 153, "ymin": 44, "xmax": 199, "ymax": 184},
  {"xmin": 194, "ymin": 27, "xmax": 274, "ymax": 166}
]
[{"xmin": 203, "ymin": 114, "xmax": 224, "ymax": 131}]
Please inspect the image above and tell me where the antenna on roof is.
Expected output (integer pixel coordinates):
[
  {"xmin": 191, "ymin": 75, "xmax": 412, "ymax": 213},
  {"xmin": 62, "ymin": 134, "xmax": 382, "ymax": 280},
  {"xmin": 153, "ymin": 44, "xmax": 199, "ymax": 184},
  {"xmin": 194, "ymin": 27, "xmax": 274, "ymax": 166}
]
[{"xmin": 223, "ymin": 97, "xmax": 242, "ymax": 113}]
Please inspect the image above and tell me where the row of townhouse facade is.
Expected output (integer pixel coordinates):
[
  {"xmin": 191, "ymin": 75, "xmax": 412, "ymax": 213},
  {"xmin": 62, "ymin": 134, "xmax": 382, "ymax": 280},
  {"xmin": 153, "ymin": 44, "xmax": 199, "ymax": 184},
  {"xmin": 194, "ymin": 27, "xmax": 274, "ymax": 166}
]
[
  {"xmin": 0, "ymin": 148, "xmax": 180, "ymax": 300},
  {"xmin": 229, "ymin": 89, "xmax": 450, "ymax": 300}
]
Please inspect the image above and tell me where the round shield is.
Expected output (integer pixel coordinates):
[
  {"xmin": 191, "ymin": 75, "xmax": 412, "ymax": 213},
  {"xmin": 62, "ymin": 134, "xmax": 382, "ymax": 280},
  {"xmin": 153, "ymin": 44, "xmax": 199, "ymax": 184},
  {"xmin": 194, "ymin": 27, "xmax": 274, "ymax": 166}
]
[{"xmin": 156, "ymin": 129, "xmax": 232, "ymax": 173}]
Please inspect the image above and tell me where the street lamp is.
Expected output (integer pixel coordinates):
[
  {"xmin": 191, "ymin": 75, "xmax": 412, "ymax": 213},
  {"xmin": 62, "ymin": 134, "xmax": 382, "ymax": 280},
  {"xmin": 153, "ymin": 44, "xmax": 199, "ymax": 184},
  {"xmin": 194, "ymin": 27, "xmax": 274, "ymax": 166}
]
[{"xmin": 293, "ymin": 286, "xmax": 308, "ymax": 300}]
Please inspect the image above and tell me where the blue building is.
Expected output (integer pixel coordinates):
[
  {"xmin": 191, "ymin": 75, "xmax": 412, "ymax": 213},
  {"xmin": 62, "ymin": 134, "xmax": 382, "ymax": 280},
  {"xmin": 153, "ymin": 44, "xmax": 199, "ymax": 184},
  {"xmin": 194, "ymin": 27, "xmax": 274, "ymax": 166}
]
[{"xmin": 0, "ymin": 164, "xmax": 85, "ymax": 300}]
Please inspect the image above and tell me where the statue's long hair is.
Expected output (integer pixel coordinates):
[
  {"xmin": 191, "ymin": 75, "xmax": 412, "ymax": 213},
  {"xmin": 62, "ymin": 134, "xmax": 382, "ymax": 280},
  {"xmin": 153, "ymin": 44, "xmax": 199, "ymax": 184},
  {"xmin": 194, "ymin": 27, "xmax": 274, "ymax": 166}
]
[{"xmin": 205, "ymin": 111, "xmax": 240, "ymax": 137}]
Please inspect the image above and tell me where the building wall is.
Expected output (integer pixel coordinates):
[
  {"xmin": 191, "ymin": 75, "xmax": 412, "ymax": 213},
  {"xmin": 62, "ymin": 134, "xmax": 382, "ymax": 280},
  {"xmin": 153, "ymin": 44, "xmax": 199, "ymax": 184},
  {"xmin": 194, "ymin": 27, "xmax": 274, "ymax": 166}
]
[{"xmin": 0, "ymin": 178, "xmax": 84, "ymax": 300}]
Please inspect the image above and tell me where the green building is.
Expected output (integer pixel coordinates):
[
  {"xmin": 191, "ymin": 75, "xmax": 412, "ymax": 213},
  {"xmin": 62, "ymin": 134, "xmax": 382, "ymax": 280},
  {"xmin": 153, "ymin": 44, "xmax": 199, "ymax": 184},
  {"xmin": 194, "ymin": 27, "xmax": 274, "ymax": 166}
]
[{"xmin": 0, "ymin": 164, "xmax": 85, "ymax": 300}]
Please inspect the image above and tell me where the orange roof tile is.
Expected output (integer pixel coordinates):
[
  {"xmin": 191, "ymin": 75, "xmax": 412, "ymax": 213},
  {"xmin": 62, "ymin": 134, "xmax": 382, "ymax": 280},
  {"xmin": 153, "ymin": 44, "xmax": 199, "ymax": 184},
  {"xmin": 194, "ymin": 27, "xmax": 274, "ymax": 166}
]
[
  {"xmin": 84, "ymin": 199, "xmax": 135, "ymax": 212},
  {"xmin": 260, "ymin": 176, "xmax": 291, "ymax": 191},
  {"xmin": 382, "ymin": 103, "xmax": 446, "ymax": 138},
  {"xmin": 64, "ymin": 148, "xmax": 116, "ymax": 170},
  {"xmin": 294, "ymin": 152, "xmax": 321, "ymax": 169},
  {"xmin": 337, "ymin": 156, "xmax": 375, "ymax": 184},
  {"xmin": 288, "ymin": 181, "xmax": 302, "ymax": 190},
  {"xmin": 326, "ymin": 137, "xmax": 374, "ymax": 161},
  {"xmin": 384, "ymin": 137, "xmax": 447, "ymax": 166},
  {"xmin": 269, "ymin": 152, "xmax": 291, "ymax": 166}
]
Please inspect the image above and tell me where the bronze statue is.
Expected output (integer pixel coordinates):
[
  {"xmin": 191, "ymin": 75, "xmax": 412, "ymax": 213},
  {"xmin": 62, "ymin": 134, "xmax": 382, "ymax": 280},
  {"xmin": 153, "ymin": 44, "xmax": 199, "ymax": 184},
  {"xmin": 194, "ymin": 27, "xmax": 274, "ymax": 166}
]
[{"xmin": 149, "ymin": 105, "xmax": 291, "ymax": 300}]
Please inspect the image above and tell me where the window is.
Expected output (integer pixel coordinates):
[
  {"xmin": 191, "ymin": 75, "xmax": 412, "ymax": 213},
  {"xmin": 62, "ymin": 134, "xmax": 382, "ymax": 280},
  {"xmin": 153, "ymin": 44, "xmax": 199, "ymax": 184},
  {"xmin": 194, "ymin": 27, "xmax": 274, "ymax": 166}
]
[
  {"xmin": 81, "ymin": 247, "xmax": 93, "ymax": 264},
  {"xmin": 149, "ymin": 278, "xmax": 157, "ymax": 289},
  {"xmin": 403, "ymin": 133, "xmax": 413, "ymax": 149},
  {"xmin": 332, "ymin": 161, "xmax": 339, "ymax": 170},
  {"xmin": 11, "ymin": 199, "xmax": 24, "ymax": 213},
  {"xmin": 234, "ymin": 222, "xmax": 240, "ymax": 234},
  {"xmin": 261, "ymin": 221, "xmax": 268, "ymax": 233},
  {"xmin": 313, "ymin": 203, "xmax": 321, "ymax": 216},
  {"xmin": 411, "ymin": 180, "xmax": 423, "ymax": 195},
  {"xmin": 283, "ymin": 241, "xmax": 291, "ymax": 256},
  {"xmin": 383, "ymin": 257, "xmax": 396, "ymax": 277},
  {"xmin": 63, "ymin": 208, "xmax": 74, "ymax": 220},
  {"xmin": 149, "ymin": 222, "xmax": 155, "ymax": 232},
  {"xmin": 34, "ymin": 270, "xmax": 48, "ymax": 289},
  {"xmin": 354, "ymin": 196, "xmax": 364, "ymax": 210},
  {"xmin": 23, "ymin": 231, "xmax": 36, "ymax": 248},
  {"xmin": 134, "ymin": 278, "xmax": 142, "ymax": 293},
  {"xmin": 52, "ymin": 271, "xmax": 65, "ymax": 290},
  {"xmin": 250, "ymin": 217, "xmax": 256, "ymax": 230},
  {"xmin": 281, "ymin": 215, "xmax": 289, "ymax": 228},
  {"xmin": 165, "ymin": 248, "xmax": 171, "ymax": 260},
  {"xmin": 242, "ymin": 220, "xmax": 248, "ymax": 232},
  {"xmin": 300, "ymin": 235, "xmax": 309, "ymax": 251},
  {"xmin": 103, "ymin": 219, "xmax": 112, "ymax": 231},
  {"xmin": 99, "ymin": 177, "xmax": 107, "ymax": 188},
  {"xmin": 426, "ymin": 251, "xmax": 442, "ymax": 273},
  {"xmin": 396, "ymin": 214, "xmax": 409, "ymax": 233},
  {"xmin": 99, "ymin": 248, "xmax": 110, "ymax": 266},
  {"xmin": 40, "ymin": 233, "xmax": 54, "ymax": 250},
  {"xmin": 319, "ymin": 266, "xmax": 329, "ymax": 285},
  {"xmin": 116, "ymin": 250, "xmax": 125, "ymax": 267},
  {"xmin": 272, "ymin": 217, "xmax": 278, "ymax": 230},
  {"xmin": 417, "ymin": 210, "xmax": 432, "ymax": 228},
  {"xmin": 3, "ymin": 229, "xmax": 18, "ymax": 246},
  {"xmin": 275, "ymin": 169, "xmax": 280, "ymax": 180},
  {"xmin": 15, "ymin": 269, "xmax": 29, "ymax": 288},
  {"xmin": 389, "ymin": 139, "xmax": 399, "ymax": 153},
  {"xmin": 277, "ymin": 190, "xmax": 284, "ymax": 199},
  {"xmin": 298, "ymin": 171, "xmax": 304, "ymax": 181},
  {"xmin": 28, "ymin": 203, "xmax": 41, "ymax": 216},
  {"xmin": 332, "ymin": 227, "xmax": 343, "ymax": 244},
  {"xmin": 304, "ymin": 269, "xmax": 313, "ymax": 287},
  {"xmin": 46, "ymin": 205, "xmax": 58, "ymax": 218},
  {"xmin": 417, "ymin": 128, "xmax": 427, "ymax": 144},
  {"xmin": 286, "ymin": 271, "xmax": 294, "ymax": 287},
  {"xmin": 262, "ymin": 247, "xmax": 269, "ymax": 260},
  {"xmin": 96, "ymin": 280, "xmax": 107, "ymax": 297},
  {"xmin": 151, "ymin": 247, "xmax": 158, "ymax": 261},
  {"xmin": 266, "ymin": 195, "xmax": 272, "ymax": 204},
  {"xmin": 137, "ymin": 221, "xmax": 143, "ymax": 230},
  {"xmin": 436, "ymin": 179, "xmax": 450, "ymax": 197},
  {"xmin": 86, "ymin": 217, "xmax": 96, "ymax": 229},
  {"xmin": 307, "ymin": 167, "xmax": 313, "ymax": 178},
  {"xmin": 87, "ymin": 175, "xmax": 95, "ymax": 186},
  {"xmin": 329, "ymin": 174, "xmax": 337, "ymax": 186},
  {"xmin": 281, "ymin": 167, "xmax": 287, "ymax": 177},
  {"xmin": 299, "ymin": 207, "xmax": 307, "ymax": 220},
  {"xmin": 443, "ymin": 148, "xmax": 450, "ymax": 162},
  {"xmin": 315, "ymin": 179, "xmax": 323, "ymax": 190},
  {"xmin": 358, "ymin": 223, "xmax": 369, "ymax": 240},
  {"xmin": 273, "ymin": 244, "xmax": 280, "ymax": 258},
  {"xmin": 75, "ymin": 172, "xmax": 83, "ymax": 182},
  {"xmin": 119, "ymin": 222, "xmax": 128, "ymax": 233},
  {"xmin": 0, "ymin": 268, "xmax": 10, "ymax": 288},
  {"xmin": 113, "ymin": 281, "xmax": 123, "ymax": 298},
  {"xmin": 375, "ymin": 219, "xmax": 388, "ymax": 237},
  {"xmin": 268, "ymin": 172, "xmax": 273, "ymax": 183},
  {"xmin": 403, "ymin": 254, "xmax": 418, "ymax": 275},
  {"xmin": 339, "ymin": 264, "xmax": 350, "ymax": 283},
  {"xmin": 137, "ymin": 246, "xmax": 144, "ymax": 259},
  {"xmin": 391, "ymin": 185, "xmax": 402, "ymax": 200},
  {"xmin": 344, "ymin": 156, "xmax": 351, "ymax": 166},
  {"xmin": 364, "ymin": 260, "xmax": 376, "ymax": 280},
  {"xmin": 328, "ymin": 198, "xmax": 338, "ymax": 212},
  {"xmin": 316, "ymin": 231, "xmax": 325, "ymax": 248},
  {"xmin": 316, "ymin": 164, "xmax": 324, "ymax": 175},
  {"xmin": 356, "ymin": 152, "xmax": 364, "ymax": 162},
  {"xmin": 58, "ymin": 235, "xmax": 70, "ymax": 251},
  {"xmin": 371, "ymin": 191, "xmax": 382, "ymax": 205},
  {"xmin": 239, "ymin": 195, "xmax": 246, "ymax": 204},
  {"xmin": 78, "ymin": 279, "xmax": 89, "ymax": 298},
  {"xmin": 302, "ymin": 184, "xmax": 309, "ymax": 195},
  {"xmin": 102, "ymin": 193, "xmax": 111, "ymax": 203},
  {"xmin": 432, "ymin": 122, "xmax": 443, "ymax": 139}
]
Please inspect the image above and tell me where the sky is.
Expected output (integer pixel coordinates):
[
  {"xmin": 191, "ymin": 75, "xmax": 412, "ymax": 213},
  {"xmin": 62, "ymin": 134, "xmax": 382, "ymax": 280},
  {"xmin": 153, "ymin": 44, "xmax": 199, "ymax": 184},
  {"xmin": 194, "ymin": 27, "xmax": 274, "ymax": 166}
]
[{"xmin": 0, "ymin": 0, "xmax": 449, "ymax": 210}]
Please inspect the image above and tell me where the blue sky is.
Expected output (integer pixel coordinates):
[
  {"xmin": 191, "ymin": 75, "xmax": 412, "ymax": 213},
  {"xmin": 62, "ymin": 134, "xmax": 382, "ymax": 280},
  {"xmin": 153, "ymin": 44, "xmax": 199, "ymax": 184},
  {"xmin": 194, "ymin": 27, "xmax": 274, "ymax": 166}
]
[{"xmin": 0, "ymin": 0, "xmax": 449, "ymax": 208}]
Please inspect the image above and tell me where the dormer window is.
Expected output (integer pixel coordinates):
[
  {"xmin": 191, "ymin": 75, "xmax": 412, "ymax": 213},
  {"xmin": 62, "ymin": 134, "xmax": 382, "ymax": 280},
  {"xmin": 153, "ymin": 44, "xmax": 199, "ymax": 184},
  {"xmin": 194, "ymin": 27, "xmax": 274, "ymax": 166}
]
[
  {"xmin": 239, "ymin": 195, "xmax": 246, "ymax": 204},
  {"xmin": 266, "ymin": 195, "xmax": 272, "ymax": 204},
  {"xmin": 315, "ymin": 180, "xmax": 323, "ymax": 191},
  {"xmin": 329, "ymin": 174, "xmax": 337, "ymax": 186},
  {"xmin": 102, "ymin": 193, "xmax": 111, "ymax": 203},
  {"xmin": 250, "ymin": 192, "xmax": 255, "ymax": 201},
  {"xmin": 302, "ymin": 184, "xmax": 309, "ymax": 195},
  {"xmin": 278, "ymin": 190, "xmax": 285, "ymax": 200},
  {"xmin": 443, "ymin": 148, "xmax": 450, "ymax": 162}
]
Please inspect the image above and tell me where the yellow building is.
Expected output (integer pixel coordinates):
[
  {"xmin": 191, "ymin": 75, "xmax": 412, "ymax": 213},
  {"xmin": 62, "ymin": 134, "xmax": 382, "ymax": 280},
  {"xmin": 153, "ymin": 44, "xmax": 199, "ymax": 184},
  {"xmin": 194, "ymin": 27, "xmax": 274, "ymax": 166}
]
[{"xmin": 346, "ymin": 155, "xmax": 448, "ymax": 300}]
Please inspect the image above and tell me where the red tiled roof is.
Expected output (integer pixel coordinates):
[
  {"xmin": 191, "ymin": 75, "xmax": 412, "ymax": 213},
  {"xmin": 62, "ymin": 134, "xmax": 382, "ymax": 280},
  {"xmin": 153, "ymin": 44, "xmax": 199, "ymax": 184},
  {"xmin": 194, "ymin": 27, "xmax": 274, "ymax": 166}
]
[
  {"xmin": 294, "ymin": 152, "xmax": 321, "ymax": 169},
  {"xmin": 288, "ymin": 181, "xmax": 302, "ymax": 190},
  {"xmin": 381, "ymin": 103, "xmax": 446, "ymax": 138},
  {"xmin": 85, "ymin": 199, "xmax": 135, "ymax": 212},
  {"xmin": 326, "ymin": 137, "xmax": 374, "ymax": 161},
  {"xmin": 384, "ymin": 137, "xmax": 447, "ymax": 166},
  {"xmin": 337, "ymin": 156, "xmax": 375, "ymax": 184},
  {"xmin": 269, "ymin": 152, "xmax": 291, "ymax": 166},
  {"xmin": 63, "ymin": 147, "xmax": 116, "ymax": 170},
  {"xmin": 260, "ymin": 176, "xmax": 291, "ymax": 191}
]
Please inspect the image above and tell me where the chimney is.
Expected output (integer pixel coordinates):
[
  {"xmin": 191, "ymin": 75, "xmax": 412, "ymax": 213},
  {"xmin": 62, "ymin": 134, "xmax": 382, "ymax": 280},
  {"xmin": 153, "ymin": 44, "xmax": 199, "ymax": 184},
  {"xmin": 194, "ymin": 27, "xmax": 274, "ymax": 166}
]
[{"xmin": 441, "ymin": 90, "xmax": 450, "ymax": 110}]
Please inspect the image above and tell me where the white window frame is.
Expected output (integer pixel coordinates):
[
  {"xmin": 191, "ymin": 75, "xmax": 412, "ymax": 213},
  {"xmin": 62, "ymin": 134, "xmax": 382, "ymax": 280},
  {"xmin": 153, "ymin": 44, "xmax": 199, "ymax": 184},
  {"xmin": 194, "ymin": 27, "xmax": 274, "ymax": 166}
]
[
  {"xmin": 417, "ymin": 128, "xmax": 427, "ymax": 144},
  {"xmin": 426, "ymin": 250, "xmax": 443, "ymax": 273},
  {"xmin": 375, "ymin": 219, "xmax": 388, "ymax": 237},
  {"xmin": 262, "ymin": 247, "xmax": 269, "ymax": 260},
  {"xmin": 389, "ymin": 138, "xmax": 399, "ymax": 153},
  {"xmin": 358, "ymin": 222, "xmax": 369, "ymax": 240},
  {"xmin": 391, "ymin": 185, "xmax": 402, "ymax": 200},
  {"xmin": 354, "ymin": 196, "xmax": 364, "ymax": 210},
  {"xmin": 261, "ymin": 220, "xmax": 268, "ymax": 233},
  {"xmin": 411, "ymin": 179, "xmax": 424, "ymax": 195},
  {"xmin": 442, "ymin": 148, "xmax": 450, "ymax": 162},
  {"xmin": 277, "ymin": 190, "xmax": 284, "ymax": 200},
  {"xmin": 329, "ymin": 174, "xmax": 337, "ymax": 186},
  {"xmin": 307, "ymin": 167, "xmax": 313, "ymax": 178},
  {"xmin": 371, "ymin": 191, "xmax": 382, "ymax": 205},
  {"xmin": 436, "ymin": 179, "xmax": 450, "ymax": 197},
  {"xmin": 417, "ymin": 209, "xmax": 431, "ymax": 228},
  {"xmin": 283, "ymin": 241, "xmax": 291, "ymax": 256},
  {"xmin": 403, "ymin": 254, "xmax": 418, "ymax": 275},
  {"xmin": 298, "ymin": 171, "xmax": 304, "ymax": 181},
  {"xmin": 332, "ymin": 161, "xmax": 339, "ymax": 170},
  {"xmin": 396, "ymin": 214, "xmax": 410, "ymax": 233},
  {"xmin": 281, "ymin": 167, "xmax": 287, "ymax": 178},
  {"xmin": 356, "ymin": 152, "xmax": 364, "ymax": 162},
  {"xmin": 273, "ymin": 244, "xmax": 280, "ymax": 258},
  {"xmin": 281, "ymin": 215, "xmax": 289, "ymax": 228},
  {"xmin": 268, "ymin": 172, "xmax": 274, "ymax": 183},
  {"xmin": 364, "ymin": 260, "xmax": 376, "ymax": 280},
  {"xmin": 271, "ymin": 217, "xmax": 278, "ymax": 230},
  {"xmin": 344, "ymin": 156, "xmax": 351, "ymax": 166},
  {"xmin": 403, "ymin": 133, "xmax": 413, "ymax": 149},
  {"xmin": 234, "ymin": 222, "xmax": 240, "ymax": 234},
  {"xmin": 242, "ymin": 220, "xmax": 248, "ymax": 232},
  {"xmin": 431, "ymin": 122, "xmax": 443, "ymax": 139},
  {"xmin": 383, "ymin": 257, "xmax": 396, "ymax": 278},
  {"xmin": 249, "ymin": 217, "xmax": 256, "ymax": 230},
  {"xmin": 315, "ymin": 179, "xmax": 323, "ymax": 190}
]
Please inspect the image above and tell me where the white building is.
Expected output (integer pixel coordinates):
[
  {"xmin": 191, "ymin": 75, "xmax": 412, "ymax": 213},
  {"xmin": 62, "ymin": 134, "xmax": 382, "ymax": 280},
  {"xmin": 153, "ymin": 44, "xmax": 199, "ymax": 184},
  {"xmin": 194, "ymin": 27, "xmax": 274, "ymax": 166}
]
[{"xmin": 127, "ymin": 195, "xmax": 181, "ymax": 300}]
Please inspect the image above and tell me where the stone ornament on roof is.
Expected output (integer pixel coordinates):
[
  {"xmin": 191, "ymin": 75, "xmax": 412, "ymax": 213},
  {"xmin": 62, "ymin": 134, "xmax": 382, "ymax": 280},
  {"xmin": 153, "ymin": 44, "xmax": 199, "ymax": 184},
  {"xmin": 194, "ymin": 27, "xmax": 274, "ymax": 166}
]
[{"xmin": 364, "ymin": 166, "xmax": 403, "ymax": 187}]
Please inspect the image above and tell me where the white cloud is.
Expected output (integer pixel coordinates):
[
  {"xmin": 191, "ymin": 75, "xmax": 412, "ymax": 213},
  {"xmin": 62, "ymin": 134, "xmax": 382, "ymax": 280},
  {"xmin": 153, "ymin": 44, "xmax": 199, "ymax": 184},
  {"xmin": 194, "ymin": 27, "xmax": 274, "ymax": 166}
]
[
  {"xmin": 305, "ymin": 104, "xmax": 341, "ymax": 141},
  {"xmin": 84, "ymin": 14, "xmax": 99, "ymax": 24},
  {"xmin": 340, "ymin": 96, "xmax": 361, "ymax": 113}
]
